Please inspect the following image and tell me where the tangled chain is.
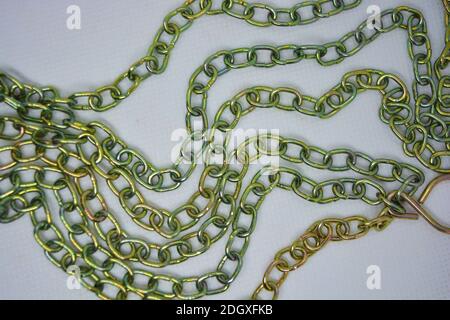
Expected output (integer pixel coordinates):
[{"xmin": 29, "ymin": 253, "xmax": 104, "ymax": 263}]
[{"xmin": 0, "ymin": 0, "xmax": 449, "ymax": 299}]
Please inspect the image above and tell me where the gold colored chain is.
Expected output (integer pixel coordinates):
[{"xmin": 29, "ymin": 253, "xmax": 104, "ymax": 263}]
[{"xmin": 0, "ymin": 0, "xmax": 449, "ymax": 300}]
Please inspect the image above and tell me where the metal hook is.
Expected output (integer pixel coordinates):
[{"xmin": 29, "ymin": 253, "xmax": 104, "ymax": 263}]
[{"xmin": 397, "ymin": 174, "xmax": 450, "ymax": 234}]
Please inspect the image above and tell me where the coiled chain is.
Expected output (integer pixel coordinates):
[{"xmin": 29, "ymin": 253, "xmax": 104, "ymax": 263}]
[{"xmin": 0, "ymin": 0, "xmax": 449, "ymax": 299}]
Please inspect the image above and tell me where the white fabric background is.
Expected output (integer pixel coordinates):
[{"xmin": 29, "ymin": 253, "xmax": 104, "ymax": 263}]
[{"xmin": 0, "ymin": 0, "xmax": 449, "ymax": 299}]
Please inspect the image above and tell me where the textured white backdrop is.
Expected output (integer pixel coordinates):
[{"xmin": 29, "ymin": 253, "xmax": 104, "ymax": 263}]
[{"xmin": 0, "ymin": 0, "xmax": 449, "ymax": 299}]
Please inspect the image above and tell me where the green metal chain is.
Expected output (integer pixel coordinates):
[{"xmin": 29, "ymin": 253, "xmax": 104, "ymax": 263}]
[{"xmin": 0, "ymin": 0, "xmax": 449, "ymax": 300}]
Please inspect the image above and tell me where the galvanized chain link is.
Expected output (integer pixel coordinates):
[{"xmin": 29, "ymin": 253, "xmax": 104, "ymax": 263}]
[{"xmin": 0, "ymin": 0, "xmax": 449, "ymax": 300}]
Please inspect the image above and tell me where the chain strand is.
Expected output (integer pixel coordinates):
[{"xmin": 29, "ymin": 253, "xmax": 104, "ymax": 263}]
[{"xmin": 0, "ymin": 0, "xmax": 449, "ymax": 300}]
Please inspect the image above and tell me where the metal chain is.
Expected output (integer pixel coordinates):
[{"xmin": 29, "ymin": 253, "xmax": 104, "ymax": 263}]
[{"xmin": 0, "ymin": 0, "xmax": 449, "ymax": 300}]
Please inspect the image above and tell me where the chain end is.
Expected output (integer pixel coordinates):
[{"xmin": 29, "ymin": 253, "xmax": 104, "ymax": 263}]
[{"xmin": 393, "ymin": 175, "xmax": 450, "ymax": 235}]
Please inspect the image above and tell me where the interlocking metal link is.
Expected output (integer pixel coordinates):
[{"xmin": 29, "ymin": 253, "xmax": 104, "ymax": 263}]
[{"xmin": 0, "ymin": 0, "xmax": 449, "ymax": 300}]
